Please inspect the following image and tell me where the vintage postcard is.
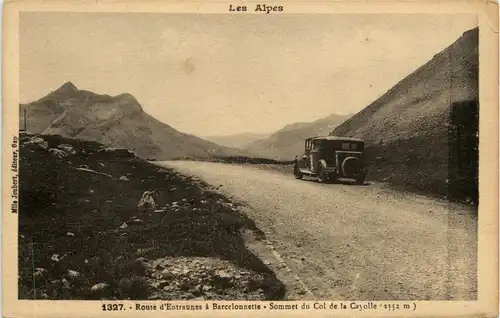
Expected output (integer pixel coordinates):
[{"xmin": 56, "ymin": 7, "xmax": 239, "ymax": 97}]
[{"xmin": 2, "ymin": 0, "xmax": 498, "ymax": 317}]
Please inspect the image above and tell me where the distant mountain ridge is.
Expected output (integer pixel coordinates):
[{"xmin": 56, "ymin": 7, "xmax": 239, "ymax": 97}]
[
  {"xmin": 204, "ymin": 132, "xmax": 271, "ymax": 149},
  {"xmin": 243, "ymin": 113, "xmax": 354, "ymax": 160},
  {"xmin": 20, "ymin": 82, "xmax": 252, "ymax": 160}
]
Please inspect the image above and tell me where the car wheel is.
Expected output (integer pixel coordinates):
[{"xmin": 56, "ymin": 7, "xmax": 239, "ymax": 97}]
[
  {"xmin": 355, "ymin": 173, "xmax": 365, "ymax": 185},
  {"xmin": 293, "ymin": 162, "xmax": 303, "ymax": 179},
  {"xmin": 317, "ymin": 165, "xmax": 327, "ymax": 183}
]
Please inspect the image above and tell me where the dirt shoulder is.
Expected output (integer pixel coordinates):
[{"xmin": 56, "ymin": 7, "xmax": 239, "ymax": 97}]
[{"xmin": 18, "ymin": 133, "xmax": 285, "ymax": 300}]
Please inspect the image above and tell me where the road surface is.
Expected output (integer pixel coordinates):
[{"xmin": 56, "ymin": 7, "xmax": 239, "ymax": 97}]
[{"xmin": 154, "ymin": 161, "xmax": 477, "ymax": 301}]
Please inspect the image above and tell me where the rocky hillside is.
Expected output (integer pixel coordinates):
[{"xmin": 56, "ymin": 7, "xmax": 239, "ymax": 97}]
[
  {"xmin": 331, "ymin": 27, "xmax": 479, "ymax": 203},
  {"xmin": 19, "ymin": 83, "xmax": 251, "ymax": 160},
  {"xmin": 244, "ymin": 113, "xmax": 353, "ymax": 160},
  {"xmin": 18, "ymin": 133, "xmax": 285, "ymax": 300}
]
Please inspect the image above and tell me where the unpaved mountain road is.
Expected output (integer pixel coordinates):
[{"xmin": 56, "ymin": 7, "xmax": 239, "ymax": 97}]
[{"xmin": 154, "ymin": 161, "xmax": 477, "ymax": 301}]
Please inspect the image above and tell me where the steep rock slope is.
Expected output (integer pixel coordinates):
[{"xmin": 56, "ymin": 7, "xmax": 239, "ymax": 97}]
[
  {"xmin": 20, "ymin": 83, "xmax": 250, "ymax": 160},
  {"xmin": 331, "ymin": 27, "xmax": 479, "ymax": 203}
]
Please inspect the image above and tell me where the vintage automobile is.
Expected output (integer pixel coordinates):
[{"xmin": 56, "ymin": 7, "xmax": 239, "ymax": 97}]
[{"xmin": 293, "ymin": 136, "xmax": 367, "ymax": 184}]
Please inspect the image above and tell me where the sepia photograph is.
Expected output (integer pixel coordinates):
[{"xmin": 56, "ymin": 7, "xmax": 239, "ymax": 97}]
[{"xmin": 2, "ymin": 1, "xmax": 498, "ymax": 317}]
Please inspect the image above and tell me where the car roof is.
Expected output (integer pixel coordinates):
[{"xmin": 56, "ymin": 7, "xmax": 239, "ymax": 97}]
[{"xmin": 307, "ymin": 135, "xmax": 364, "ymax": 142}]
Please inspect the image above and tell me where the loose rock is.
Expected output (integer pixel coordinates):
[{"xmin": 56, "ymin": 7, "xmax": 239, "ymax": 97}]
[
  {"xmin": 25, "ymin": 136, "xmax": 48, "ymax": 149},
  {"xmin": 91, "ymin": 283, "xmax": 109, "ymax": 292},
  {"xmin": 57, "ymin": 144, "xmax": 77, "ymax": 155},
  {"xmin": 48, "ymin": 148, "xmax": 68, "ymax": 158},
  {"xmin": 137, "ymin": 191, "xmax": 157, "ymax": 211},
  {"xmin": 66, "ymin": 270, "xmax": 81, "ymax": 280}
]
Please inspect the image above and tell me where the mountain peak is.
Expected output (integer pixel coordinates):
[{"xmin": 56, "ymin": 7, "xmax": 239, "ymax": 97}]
[{"xmin": 56, "ymin": 81, "xmax": 78, "ymax": 93}]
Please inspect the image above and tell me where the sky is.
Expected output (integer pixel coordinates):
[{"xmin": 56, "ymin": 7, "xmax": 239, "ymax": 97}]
[{"xmin": 20, "ymin": 13, "xmax": 477, "ymax": 136}]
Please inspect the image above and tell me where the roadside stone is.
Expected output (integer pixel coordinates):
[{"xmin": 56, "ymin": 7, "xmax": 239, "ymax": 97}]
[
  {"xmin": 51, "ymin": 254, "xmax": 64, "ymax": 262},
  {"xmin": 215, "ymin": 270, "xmax": 231, "ymax": 278},
  {"xmin": 161, "ymin": 270, "xmax": 175, "ymax": 280},
  {"xmin": 135, "ymin": 248, "xmax": 155, "ymax": 257},
  {"xmin": 163, "ymin": 285, "xmax": 175, "ymax": 292},
  {"xmin": 148, "ymin": 293, "xmax": 163, "ymax": 300},
  {"xmin": 33, "ymin": 268, "xmax": 47, "ymax": 280},
  {"xmin": 128, "ymin": 218, "xmax": 143, "ymax": 224},
  {"xmin": 66, "ymin": 270, "xmax": 81, "ymax": 280},
  {"xmin": 48, "ymin": 148, "xmax": 68, "ymax": 158},
  {"xmin": 202, "ymin": 285, "xmax": 212, "ymax": 291},
  {"xmin": 150, "ymin": 280, "xmax": 169, "ymax": 289},
  {"xmin": 38, "ymin": 293, "xmax": 49, "ymax": 299},
  {"xmin": 57, "ymin": 144, "xmax": 76, "ymax": 155},
  {"xmin": 119, "ymin": 223, "xmax": 128, "ymax": 229},
  {"xmin": 91, "ymin": 283, "xmax": 109, "ymax": 292},
  {"xmin": 61, "ymin": 278, "xmax": 71, "ymax": 289},
  {"xmin": 136, "ymin": 257, "xmax": 150, "ymax": 263},
  {"xmin": 137, "ymin": 191, "xmax": 157, "ymax": 211},
  {"xmin": 119, "ymin": 176, "xmax": 130, "ymax": 181},
  {"xmin": 25, "ymin": 136, "xmax": 48, "ymax": 149}
]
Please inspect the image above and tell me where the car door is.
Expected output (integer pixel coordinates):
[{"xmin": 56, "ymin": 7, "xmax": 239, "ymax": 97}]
[
  {"xmin": 301, "ymin": 140, "xmax": 311, "ymax": 171},
  {"xmin": 309, "ymin": 140, "xmax": 317, "ymax": 172}
]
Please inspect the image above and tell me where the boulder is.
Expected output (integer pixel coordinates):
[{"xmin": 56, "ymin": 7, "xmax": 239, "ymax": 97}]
[
  {"xmin": 57, "ymin": 144, "xmax": 76, "ymax": 155},
  {"xmin": 24, "ymin": 136, "xmax": 48, "ymax": 149},
  {"xmin": 66, "ymin": 269, "xmax": 81, "ymax": 281},
  {"xmin": 33, "ymin": 268, "xmax": 47, "ymax": 281},
  {"xmin": 48, "ymin": 148, "xmax": 68, "ymax": 158},
  {"xmin": 90, "ymin": 283, "xmax": 110, "ymax": 294},
  {"xmin": 119, "ymin": 223, "xmax": 128, "ymax": 229},
  {"xmin": 137, "ymin": 191, "xmax": 157, "ymax": 211}
]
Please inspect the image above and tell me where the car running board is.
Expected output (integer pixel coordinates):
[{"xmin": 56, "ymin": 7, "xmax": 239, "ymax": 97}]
[{"xmin": 299, "ymin": 168, "xmax": 315, "ymax": 175}]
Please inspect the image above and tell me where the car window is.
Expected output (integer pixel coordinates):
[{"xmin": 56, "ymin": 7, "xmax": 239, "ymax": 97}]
[{"xmin": 341, "ymin": 142, "xmax": 359, "ymax": 150}]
